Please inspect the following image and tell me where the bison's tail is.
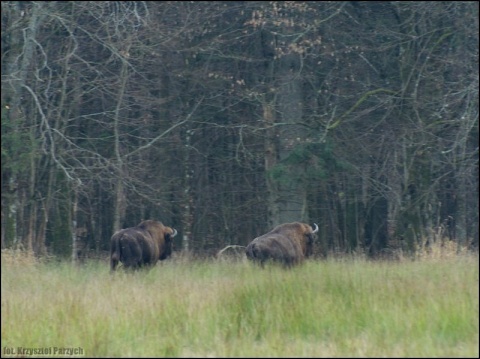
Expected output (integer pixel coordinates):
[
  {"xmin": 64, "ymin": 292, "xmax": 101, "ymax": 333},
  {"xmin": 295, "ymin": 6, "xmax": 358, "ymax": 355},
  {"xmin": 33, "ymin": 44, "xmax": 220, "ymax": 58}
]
[
  {"xmin": 246, "ymin": 242, "xmax": 266, "ymax": 268},
  {"xmin": 246, "ymin": 242, "xmax": 260, "ymax": 260},
  {"xmin": 110, "ymin": 235, "xmax": 121, "ymax": 273},
  {"xmin": 245, "ymin": 242, "xmax": 254, "ymax": 259}
]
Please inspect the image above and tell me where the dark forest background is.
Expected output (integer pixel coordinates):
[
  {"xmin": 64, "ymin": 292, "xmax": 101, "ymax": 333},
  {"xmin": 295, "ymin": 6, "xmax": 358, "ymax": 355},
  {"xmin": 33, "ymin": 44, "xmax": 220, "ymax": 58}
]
[{"xmin": 2, "ymin": 1, "xmax": 478, "ymax": 261}]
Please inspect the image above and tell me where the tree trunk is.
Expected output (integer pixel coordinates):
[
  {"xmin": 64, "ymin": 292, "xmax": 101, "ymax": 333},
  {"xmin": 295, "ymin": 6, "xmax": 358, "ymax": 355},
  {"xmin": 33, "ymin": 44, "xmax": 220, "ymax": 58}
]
[
  {"xmin": 263, "ymin": 101, "xmax": 280, "ymax": 228},
  {"xmin": 182, "ymin": 127, "xmax": 195, "ymax": 253},
  {"xmin": 275, "ymin": 52, "xmax": 308, "ymax": 224}
]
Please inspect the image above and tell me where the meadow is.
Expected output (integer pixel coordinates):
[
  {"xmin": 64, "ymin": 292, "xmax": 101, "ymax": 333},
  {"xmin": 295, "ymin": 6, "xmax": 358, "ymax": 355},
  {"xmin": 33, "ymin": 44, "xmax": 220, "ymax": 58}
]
[{"xmin": 1, "ymin": 250, "xmax": 479, "ymax": 358}]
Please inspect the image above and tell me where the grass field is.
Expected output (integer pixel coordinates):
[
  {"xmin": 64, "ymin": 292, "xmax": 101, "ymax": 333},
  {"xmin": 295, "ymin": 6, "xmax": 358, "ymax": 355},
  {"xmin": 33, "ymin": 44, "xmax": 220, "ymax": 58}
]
[{"xmin": 1, "ymin": 250, "xmax": 479, "ymax": 358}]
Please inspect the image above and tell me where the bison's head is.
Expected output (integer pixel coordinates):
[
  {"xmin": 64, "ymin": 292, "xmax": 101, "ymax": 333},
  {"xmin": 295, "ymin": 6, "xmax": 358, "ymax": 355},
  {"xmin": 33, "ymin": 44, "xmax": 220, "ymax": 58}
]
[
  {"xmin": 271, "ymin": 222, "xmax": 318, "ymax": 257},
  {"xmin": 137, "ymin": 220, "xmax": 178, "ymax": 257},
  {"xmin": 305, "ymin": 223, "xmax": 318, "ymax": 257},
  {"xmin": 163, "ymin": 226, "xmax": 178, "ymax": 257},
  {"xmin": 164, "ymin": 226, "xmax": 178, "ymax": 242}
]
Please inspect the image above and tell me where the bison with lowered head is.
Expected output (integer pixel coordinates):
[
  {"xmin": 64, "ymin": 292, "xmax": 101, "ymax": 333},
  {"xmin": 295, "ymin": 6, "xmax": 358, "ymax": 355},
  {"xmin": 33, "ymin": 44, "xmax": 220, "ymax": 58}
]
[
  {"xmin": 110, "ymin": 220, "xmax": 177, "ymax": 272},
  {"xmin": 246, "ymin": 222, "xmax": 318, "ymax": 268}
]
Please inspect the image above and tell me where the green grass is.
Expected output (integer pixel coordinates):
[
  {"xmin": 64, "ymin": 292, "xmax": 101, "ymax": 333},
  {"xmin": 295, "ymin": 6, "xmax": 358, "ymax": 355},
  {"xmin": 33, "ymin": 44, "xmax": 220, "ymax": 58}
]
[{"xmin": 1, "ymin": 254, "xmax": 479, "ymax": 357}]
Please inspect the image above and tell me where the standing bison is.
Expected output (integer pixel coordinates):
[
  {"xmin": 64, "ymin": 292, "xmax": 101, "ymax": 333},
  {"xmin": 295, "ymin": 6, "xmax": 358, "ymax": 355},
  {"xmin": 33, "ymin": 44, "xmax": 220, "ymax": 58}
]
[
  {"xmin": 110, "ymin": 220, "xmax": 177, "ymax": 272},
  {"xmin": 246, "ymin": 222, "xmax": 318, "ymax": 268}
]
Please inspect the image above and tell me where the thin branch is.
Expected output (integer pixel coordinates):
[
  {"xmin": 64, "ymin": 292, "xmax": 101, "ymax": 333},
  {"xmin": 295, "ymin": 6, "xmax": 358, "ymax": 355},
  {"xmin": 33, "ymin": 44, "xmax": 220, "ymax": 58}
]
[
  {"xmin": 125, "ymin": 97, "xmax": 204, "ymax": 158},
  {"xmin": 216, "ymin": 245, "xmax": 247, "ymax": 258}
]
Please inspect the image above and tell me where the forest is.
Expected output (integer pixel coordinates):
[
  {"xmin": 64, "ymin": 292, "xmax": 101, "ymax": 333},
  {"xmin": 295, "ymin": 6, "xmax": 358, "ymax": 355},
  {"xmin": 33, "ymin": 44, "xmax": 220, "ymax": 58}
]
[{"xmin": 1, "ymin": 1, "xmax": 478, "ymax": 261}]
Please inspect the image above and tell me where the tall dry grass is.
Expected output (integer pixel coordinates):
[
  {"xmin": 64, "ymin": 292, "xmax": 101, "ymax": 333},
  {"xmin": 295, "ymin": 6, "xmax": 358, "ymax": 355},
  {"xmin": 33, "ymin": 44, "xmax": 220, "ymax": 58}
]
[{"xmin": 1, "ymin": 248, "xmax": 478, "ymax": 358}]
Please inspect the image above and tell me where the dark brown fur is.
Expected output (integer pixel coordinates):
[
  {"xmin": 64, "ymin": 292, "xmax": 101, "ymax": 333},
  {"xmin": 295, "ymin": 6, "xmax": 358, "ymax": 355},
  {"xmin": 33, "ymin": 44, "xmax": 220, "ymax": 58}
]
[
  {"xmin": 110, "ymin": 220, "xmax": 177, "ymax": 272},
  {"xmin": 245, "ymin": 222, "xmax": 318, "ymax": 268}
]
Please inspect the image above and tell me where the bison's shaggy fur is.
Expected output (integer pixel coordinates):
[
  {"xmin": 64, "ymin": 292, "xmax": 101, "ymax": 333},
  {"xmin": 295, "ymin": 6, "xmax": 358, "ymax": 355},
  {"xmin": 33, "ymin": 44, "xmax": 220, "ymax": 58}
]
[
  {"xmin": 245, "ymin": 222, "xmax": 318, "ymax": 268},
  {"xmin": 110, "ymin": 220, "xmax": 177, "ymax": 272}
]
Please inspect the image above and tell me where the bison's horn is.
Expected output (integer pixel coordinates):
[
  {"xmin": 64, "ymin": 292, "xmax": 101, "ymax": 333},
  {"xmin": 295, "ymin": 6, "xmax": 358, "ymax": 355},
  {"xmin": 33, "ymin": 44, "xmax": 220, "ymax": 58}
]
[
  {"xmin": 312, "ymin": 223, "xmax": 319, "ymax": 234},
  {"xmin": 171, "ymin": 229, "xmax": 178, "ymax": 238}
]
